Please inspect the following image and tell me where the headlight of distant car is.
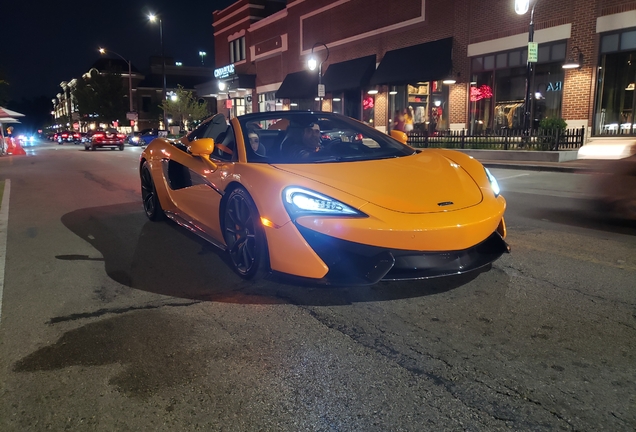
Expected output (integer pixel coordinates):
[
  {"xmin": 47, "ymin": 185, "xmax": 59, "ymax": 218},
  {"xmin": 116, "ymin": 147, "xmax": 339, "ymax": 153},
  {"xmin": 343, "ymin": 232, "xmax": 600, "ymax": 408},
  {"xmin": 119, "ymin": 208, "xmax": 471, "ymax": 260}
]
[
  {"xmin": 484, "ymin": 168, "xmax": 500, "ymax": 197},
  {"xmin": 132, "ymin": 136, "xmax": 140, "ymax": 143},
  {"xmin": 283, "ymin": 187, "xmax": 367, "ymax": 219}
]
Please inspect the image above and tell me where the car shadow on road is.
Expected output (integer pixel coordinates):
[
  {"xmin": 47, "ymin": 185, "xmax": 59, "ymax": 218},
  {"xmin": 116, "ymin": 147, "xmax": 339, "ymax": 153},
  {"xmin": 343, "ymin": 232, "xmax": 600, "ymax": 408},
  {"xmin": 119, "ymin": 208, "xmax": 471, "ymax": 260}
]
[
  {"xmin": 526, "ymin": 199, "xmax": 636, "ymax": 237},
  {"xmin": 60, "ymin": 202, "xmax": 487, "ymax": 307}
]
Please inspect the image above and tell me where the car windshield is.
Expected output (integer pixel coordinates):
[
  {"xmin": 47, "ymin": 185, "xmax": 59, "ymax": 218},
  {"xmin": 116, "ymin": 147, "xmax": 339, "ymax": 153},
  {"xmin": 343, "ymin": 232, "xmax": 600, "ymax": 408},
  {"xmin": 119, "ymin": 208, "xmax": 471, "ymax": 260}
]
[{"xmin": 238, "ymin": 112, "xmax": 415, "ymax": 164}]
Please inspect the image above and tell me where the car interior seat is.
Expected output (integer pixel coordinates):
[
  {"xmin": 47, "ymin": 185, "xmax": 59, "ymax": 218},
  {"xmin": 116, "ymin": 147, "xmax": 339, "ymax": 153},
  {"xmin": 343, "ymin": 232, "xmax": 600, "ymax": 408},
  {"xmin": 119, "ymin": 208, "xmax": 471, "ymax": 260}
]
[{"xmin": 279, "ymin": 127, "xmax": 304, "ymax": 157}]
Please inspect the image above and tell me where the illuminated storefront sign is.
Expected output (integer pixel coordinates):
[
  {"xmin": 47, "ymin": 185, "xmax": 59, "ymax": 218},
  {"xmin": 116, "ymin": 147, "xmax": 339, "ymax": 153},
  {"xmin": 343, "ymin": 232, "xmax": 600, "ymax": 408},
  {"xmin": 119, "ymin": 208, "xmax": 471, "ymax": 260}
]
[{"xmin": 214, "ymin": 64, "xmax": 235, "ymax": 79}]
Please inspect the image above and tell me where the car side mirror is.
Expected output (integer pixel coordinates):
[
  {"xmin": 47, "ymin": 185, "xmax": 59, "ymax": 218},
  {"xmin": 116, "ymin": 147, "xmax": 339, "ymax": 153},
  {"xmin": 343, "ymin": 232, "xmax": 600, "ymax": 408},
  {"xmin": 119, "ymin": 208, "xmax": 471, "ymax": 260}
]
[
  {"xmin": 188, "ymin": 138, "xmax": 215, "ymax": 157},
  {"xmin": 390, "ymin": 130, "xmax": 408, "ymax": 144}
]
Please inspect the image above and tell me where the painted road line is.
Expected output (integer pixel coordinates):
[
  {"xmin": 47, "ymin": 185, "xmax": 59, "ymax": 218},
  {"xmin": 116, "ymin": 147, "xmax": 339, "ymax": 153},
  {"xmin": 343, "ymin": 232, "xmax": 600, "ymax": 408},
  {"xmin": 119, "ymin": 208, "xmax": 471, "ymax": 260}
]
[
  {"xmin": 0, "ymin": 179, "xmax": 9, "ymax": 323},
  {"xmin": 498, "ymin": 173, "xmax": 531, "ymax": 181}
]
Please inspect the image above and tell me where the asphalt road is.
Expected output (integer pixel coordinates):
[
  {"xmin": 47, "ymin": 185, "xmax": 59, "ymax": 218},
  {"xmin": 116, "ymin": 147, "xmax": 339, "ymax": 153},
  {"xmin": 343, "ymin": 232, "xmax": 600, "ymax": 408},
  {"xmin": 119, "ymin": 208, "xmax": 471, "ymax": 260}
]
[{"xmin": 0, "ymin": 139, "xmax": 634, "ymax": 431}]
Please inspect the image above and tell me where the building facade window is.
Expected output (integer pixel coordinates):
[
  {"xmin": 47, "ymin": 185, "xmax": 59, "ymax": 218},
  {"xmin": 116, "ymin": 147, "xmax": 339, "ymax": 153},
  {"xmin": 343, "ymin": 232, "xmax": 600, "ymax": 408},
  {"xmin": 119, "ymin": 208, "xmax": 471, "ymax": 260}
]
[
  {"xmin": 595, "ymin": 28, "xmax": 636, "ymax": 136},
  {"xmin": 470, "ymin": 41, "xmax": 566, "ymax": 132},
  {"xmin": 142, "ymin": 96, "xmax": 152, "ymax": 113},
  {"xmin": 229, "ymin": 37, "xmax": 246, "ymax": 64}
]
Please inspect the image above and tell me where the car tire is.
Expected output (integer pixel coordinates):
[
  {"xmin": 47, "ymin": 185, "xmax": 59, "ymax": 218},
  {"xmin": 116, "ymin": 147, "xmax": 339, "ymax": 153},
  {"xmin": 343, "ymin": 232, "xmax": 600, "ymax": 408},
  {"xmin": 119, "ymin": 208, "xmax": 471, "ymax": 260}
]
[
  {"xmin": 223, "ymin": 187, "xmax": 269, "ymax": 280},
  {"xmin": 91, "ymin": 144, "xmax": 96, "ymax": 151},
  {"xmin": 84, "ymin": 145, "xmax": 89, "ymax": 151},
  {"xmin": 119, "ymin": 145, "xmax": 124, "ymax": 151},
  {"xmin": 141, "ymin": 162, "xmax": 165, "ymax": 221}
]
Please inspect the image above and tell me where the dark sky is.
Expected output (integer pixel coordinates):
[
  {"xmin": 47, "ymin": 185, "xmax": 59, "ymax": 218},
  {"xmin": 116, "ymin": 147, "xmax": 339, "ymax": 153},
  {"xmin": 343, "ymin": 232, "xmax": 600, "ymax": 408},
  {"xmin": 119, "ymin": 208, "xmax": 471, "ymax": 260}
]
[{"xmin": 1, "ymin": 0, "xmax": 236, "ymax": 102}]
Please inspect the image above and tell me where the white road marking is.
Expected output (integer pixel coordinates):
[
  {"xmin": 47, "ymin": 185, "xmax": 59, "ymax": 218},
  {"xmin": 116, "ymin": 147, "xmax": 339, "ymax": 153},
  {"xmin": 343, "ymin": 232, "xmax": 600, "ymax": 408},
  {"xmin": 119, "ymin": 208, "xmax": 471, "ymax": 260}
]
[
  {"xmin": 497, "ymin": 173, "xmax": 531, "ymax": 180},
  {"xmin": 0, "ymin": 180, "xmax": 10, "ymax": 324}
]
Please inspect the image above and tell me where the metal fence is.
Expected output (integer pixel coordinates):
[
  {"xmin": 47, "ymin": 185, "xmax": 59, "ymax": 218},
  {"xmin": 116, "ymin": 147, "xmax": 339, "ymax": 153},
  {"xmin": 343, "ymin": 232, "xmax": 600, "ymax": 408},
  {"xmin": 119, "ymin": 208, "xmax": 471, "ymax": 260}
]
[{"xmin": 407, "ymin": 127, "xmax": 585, "ymax": 151}]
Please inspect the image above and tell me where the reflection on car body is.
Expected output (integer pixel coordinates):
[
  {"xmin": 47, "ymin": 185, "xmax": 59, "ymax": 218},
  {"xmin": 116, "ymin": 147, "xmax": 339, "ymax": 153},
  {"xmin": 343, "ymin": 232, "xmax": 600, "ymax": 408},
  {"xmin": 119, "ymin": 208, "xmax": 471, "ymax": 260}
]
[{"xmin": 139, "ymin": 111, "xmax": 509, "ymax": 286}]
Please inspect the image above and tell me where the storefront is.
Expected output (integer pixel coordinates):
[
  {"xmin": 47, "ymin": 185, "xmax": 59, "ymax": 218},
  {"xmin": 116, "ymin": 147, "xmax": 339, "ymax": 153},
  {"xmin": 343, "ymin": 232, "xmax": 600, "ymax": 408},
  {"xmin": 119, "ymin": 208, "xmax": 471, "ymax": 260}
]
[
  {"xmin": 370, "ymin": 38, "xmax": 454, "ymax": 134},
  {"xmin": 322, "ymin": 55, "xmax": 377, "ymax": 122},
  {"xmin": 212, "ymin": 64, "xmax": 256, "ymax": 119},
  {"xmin": 469, "ymin": 41, "xmax": 567, "ymax": 133},
  {"xmin": 594, "ymin": 27, "xmax": 636, "ymax": 136},
  {"xmin": 275, "ymin": 70, "xmax": 319, "ymax": 111}
]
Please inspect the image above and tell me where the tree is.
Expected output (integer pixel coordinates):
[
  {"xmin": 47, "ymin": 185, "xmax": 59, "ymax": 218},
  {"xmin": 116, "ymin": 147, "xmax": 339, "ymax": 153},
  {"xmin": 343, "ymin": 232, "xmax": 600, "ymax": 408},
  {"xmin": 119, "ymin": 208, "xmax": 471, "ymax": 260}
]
[
  {"xmin": 72, "ymin": 69, "xmax": 127, "ymax": 124},
  {"xmin": 160, "ymin": 85, "xmax": 209, "ymax": 131}
]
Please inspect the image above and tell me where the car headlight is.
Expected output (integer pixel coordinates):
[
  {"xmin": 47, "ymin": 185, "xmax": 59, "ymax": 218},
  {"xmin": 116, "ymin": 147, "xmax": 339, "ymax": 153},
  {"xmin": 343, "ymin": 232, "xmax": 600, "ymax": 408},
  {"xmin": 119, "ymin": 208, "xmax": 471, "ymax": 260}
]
[
  {"xmin": 132, "ymin": 136, "xmax": 140, "ymax": 143},
  {"xmin": 485, "ymin": 168, "xmax": 500, "ymax": 197},
  {"xmin": 283, "ymin": 187, "xmax": 366, "ymax": 218}
]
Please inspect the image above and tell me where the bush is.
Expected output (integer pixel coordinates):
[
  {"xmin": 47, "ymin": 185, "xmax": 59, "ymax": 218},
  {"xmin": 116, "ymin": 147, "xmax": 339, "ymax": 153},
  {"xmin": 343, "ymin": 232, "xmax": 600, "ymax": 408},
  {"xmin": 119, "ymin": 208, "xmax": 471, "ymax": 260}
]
[{"xmin": 539, "ymin": 117, "xmax": 567, "ymax": 131}]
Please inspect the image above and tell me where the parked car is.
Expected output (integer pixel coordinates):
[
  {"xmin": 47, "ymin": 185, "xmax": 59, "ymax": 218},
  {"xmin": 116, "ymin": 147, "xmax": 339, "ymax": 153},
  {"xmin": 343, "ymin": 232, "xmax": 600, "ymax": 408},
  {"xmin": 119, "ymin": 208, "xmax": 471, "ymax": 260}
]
[
  {"xmin": 140, "ymin": 111, "xmax": 509, "ymax": 285},
  {"xmin": 85, "ymin": 128, "xmax": 126, "ymax": 151},
  {"xmin": 137, "ymin": 129, "xmax": 168, "ymax": 146}
]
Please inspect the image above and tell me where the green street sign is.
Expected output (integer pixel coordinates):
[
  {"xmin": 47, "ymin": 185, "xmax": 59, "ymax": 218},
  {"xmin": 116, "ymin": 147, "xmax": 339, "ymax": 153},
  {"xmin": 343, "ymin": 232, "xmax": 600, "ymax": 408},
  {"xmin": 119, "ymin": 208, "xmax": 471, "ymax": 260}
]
[{"xmin": 528, "ymin": 42, "xmax": 538, "ymax": 63}]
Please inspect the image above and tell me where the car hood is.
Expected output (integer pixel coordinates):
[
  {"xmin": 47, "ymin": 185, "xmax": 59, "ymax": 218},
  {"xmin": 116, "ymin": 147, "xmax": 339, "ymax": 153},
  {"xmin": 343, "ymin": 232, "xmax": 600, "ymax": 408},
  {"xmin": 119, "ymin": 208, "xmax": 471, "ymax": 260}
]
[{"xmin": 272, "ymin": 152, "xmax": 483, "ymax": 213}]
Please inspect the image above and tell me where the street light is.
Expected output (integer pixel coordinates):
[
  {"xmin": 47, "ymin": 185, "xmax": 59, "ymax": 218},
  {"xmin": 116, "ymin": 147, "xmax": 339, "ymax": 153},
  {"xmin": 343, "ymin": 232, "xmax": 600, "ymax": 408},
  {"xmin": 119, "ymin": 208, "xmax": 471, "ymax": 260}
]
[
  {"xmin": 98, "ymin": 48, "xmax": 133, "ymax": 114},
  {"xmin": 148, "ymin": 13, "xmax": 167, "ymax": 129},
  {"xmin": 515, "ymin": 0, "xmax": 537, "ymax": 137},
  {"xmin": 307, "ymin": 42, "xmax": 329, "ymax": 107},
  {"xmin": 199, "ymin": 51, "xmax": 206, "ymax": 65}
]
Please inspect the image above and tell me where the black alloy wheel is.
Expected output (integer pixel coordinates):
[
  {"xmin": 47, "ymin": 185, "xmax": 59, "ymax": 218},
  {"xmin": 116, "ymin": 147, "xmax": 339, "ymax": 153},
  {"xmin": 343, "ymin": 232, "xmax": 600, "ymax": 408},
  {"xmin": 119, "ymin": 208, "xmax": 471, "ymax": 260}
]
[
  {"xmin": 223, "ymin": 188, "xmax": 268, "ymax": 279},
  {"xmin": 141, "ymin": 162, "xmax": 165, "ymax": 221}
]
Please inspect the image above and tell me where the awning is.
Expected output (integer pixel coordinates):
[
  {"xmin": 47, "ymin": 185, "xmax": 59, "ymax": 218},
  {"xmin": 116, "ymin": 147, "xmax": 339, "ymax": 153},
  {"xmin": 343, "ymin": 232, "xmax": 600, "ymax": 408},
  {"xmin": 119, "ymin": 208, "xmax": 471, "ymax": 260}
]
[
  {"xmin": 369, "ymin": 37, "xmax": 453, "ymax": 86},
  {"xmin": 275, "ymin": 70, "xmax": 319, "ymax": 99},
  {"xmin": 323, "ymin": 55, "xmax": 376, "ymax": 93}
]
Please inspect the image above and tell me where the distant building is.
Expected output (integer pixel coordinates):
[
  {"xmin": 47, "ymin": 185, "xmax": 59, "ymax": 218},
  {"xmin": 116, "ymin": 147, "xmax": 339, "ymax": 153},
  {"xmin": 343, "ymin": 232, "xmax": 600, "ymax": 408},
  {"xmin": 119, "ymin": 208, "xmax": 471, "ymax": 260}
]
[{"xmin": 53, "ymin": 57, "xmax": 217, "ymax": 132}]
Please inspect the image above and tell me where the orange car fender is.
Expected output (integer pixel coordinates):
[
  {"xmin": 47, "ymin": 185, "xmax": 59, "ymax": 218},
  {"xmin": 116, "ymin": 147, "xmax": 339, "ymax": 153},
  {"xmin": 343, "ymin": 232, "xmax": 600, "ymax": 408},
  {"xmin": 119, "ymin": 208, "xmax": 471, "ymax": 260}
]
[{"xmin": 140, "ymin": 140, "xmax": 178, "ymax": 213}]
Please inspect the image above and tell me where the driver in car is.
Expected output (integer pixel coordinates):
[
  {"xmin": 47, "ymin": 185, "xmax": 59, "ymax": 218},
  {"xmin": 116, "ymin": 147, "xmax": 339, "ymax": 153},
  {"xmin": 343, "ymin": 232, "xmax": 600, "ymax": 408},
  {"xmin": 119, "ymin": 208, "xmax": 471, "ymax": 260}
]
[{"xmin": 289, "ymin": 123, "xmax": 323, "ymax": 159}]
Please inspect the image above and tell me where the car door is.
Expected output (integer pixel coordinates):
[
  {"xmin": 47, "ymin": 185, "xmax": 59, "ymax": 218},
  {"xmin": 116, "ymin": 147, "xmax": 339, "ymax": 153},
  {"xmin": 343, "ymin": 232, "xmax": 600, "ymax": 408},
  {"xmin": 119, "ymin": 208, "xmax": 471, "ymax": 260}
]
[{"xmin": 164, "ymin": 116, "xmax": 236, "ymax": 243}]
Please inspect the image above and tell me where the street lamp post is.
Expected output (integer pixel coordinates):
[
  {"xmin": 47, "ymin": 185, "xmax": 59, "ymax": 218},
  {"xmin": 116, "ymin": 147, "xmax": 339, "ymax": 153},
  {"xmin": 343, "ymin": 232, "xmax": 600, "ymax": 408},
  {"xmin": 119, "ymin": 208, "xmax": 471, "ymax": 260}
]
[
  {"xmin": 515, "ymin": 0, "xmax": 537, "ymax": 138},
  {"xmin": 99, "ymin": 48, "xmax": 133, "ymax": 113},
  {"xmin": 149, "ymin": 13, "xmax": 167, "ymax": 129},
  {"xmin": 199, "ymin": 51, "xmax": 206, "ymax": 65},
  {"xmin": 307, "ymin": 42, "xmax": 329, "ymax": 109}
]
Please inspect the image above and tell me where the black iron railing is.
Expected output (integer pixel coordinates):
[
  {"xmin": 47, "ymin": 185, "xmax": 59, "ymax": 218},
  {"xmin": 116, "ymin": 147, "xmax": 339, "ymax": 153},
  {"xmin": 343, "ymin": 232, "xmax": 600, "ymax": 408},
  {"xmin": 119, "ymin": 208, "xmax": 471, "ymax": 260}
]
[{"xmin": 407, "ymin": 127, "xmax": 585, "ymax": 151}]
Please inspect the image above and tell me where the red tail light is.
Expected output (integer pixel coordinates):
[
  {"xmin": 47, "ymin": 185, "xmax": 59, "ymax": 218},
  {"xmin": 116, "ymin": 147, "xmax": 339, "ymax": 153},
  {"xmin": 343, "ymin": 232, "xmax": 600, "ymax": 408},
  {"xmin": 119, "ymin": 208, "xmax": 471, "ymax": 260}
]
[
  {"xmin": 116, "ymin": 134, "xmax": 125, "ymax": 139},
  {"xmin": 61, "ymin": 133, "xmax": 68, "ymax": 138},
  {"xmin": 355, "ymin": 134, "xmax": 364, "ymax": 141},
  {"xmin": 93, "ymin": 133, "xmax": 105, "ymax": 138},
  {"xmin": 73, "ymin": 133, "xmax": 80, "ymax": 138}
]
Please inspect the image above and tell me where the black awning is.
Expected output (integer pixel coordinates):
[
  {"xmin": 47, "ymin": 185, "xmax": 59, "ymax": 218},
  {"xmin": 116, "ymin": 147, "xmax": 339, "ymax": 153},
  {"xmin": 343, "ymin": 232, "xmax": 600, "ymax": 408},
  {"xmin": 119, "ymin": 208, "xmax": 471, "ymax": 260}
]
[
  {"xmin": 275, "ymin": 70, "xmax": 319, "ymax": 99},
  {"xmin": 323, "ymin": 55, "xmax": 376, "ymax": 93},
  {"xmin": 369, "ymin": 37, "xmax": 453, "ymax": 85}
]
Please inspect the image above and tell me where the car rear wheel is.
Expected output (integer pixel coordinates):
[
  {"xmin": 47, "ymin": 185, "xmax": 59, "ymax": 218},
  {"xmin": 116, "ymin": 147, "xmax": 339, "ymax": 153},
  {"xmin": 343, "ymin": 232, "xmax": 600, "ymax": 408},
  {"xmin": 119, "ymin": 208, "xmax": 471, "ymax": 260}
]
[
  {"xmin": 223, "ymin": 188, "xmax": 268, "ymax": 279},
  {"xmin": 91, "ymin": 144, "xmax": 96, "ymax": 151},
  {"xmin": 119, "ymin": 144, "xmax": 124, "ymax": 151},
  {"xmin": 141, "ymin": 162, "xmax": 165, "ymax": 221}
]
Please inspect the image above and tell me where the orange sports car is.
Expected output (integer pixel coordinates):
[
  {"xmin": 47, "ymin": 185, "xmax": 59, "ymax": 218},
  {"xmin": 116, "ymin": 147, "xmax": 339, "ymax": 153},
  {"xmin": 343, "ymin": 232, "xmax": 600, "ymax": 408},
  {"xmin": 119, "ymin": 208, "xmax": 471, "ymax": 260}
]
[{"xmin": 140, "ymin": 111, "xmax": 509, "ymax": 285}]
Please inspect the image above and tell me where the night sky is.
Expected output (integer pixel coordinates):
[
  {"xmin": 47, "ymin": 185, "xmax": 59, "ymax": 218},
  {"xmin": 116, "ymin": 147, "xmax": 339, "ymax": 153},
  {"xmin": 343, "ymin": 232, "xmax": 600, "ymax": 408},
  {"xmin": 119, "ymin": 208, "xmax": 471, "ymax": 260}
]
[{"xmin": 1, "ymin": 0, "xmax": 236, "ymax": 102}]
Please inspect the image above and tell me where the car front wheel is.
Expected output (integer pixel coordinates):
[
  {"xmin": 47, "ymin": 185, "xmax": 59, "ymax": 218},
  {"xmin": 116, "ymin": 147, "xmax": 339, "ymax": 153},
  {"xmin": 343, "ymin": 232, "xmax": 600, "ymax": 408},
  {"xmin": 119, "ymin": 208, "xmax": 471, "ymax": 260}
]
[
  {"xmin": 223, "ymin": 188, "xmax": 268, "ymax": 279},
  {"xmin": 141, "ymin": 162, "xmax": 165, "ymax": 221}
]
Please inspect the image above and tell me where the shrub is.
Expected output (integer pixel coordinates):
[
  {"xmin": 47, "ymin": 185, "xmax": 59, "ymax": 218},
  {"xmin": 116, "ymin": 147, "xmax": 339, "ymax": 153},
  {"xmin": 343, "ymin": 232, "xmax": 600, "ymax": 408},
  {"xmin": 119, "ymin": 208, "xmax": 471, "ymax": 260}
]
[{"xmin": 539, "ymin": 117, "xmax": 567, "ymax": 131}]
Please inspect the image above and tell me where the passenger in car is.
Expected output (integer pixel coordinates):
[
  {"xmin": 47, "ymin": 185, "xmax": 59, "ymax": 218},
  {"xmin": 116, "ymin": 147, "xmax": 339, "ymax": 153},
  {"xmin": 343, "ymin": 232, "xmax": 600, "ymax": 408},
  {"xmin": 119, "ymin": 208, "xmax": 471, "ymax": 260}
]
[{"xmin": 248, "ymin": 131, "xmax": 266, "ymax": 156}]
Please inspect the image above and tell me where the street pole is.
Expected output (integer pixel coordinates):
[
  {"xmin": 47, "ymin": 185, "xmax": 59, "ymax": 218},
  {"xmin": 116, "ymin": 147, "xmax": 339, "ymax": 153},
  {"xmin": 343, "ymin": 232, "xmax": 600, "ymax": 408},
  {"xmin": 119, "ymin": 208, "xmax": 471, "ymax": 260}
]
[
  {"xmin": 516, "ymin": 0, "xmax": 537, "ymax": 139},
  {"xmin": 160, "ymin": 18, "xmax": 167, "ymax": 130},
  {"xmin": 523, "ymin": 3, "xmax": 536, "ymax": 138},
  {"xmin": 308, "ymin": 42, "xmax": 329, "ymax": 110},
  {"xmin": 99, "ymin": 48, "xmax": 134, "ymax": 133}
]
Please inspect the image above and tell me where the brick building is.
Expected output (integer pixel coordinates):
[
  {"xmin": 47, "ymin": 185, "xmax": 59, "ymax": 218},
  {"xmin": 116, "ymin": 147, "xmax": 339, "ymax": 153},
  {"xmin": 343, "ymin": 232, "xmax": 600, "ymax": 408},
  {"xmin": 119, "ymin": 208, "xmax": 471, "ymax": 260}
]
[{"xmin": 210, "ymin": 0, "xmax": 636, "ymax": 141}]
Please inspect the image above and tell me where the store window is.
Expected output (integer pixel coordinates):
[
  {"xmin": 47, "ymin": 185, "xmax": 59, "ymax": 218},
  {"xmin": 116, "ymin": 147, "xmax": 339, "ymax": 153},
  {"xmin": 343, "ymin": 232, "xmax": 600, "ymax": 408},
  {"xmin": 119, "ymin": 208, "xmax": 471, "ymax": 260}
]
[
  {"xmin": 595, "ymin": 28, "xmax": 636, "ymax": 135},
  {"xmin": 471, "ymin": 41, "xmax": 566, "ymax": 131},
  {"xmin": 229, "ymin": 37, "xmax": 245, "ymax": 63},
  {"xmin": 258, "ymin": 92, "xmax": 278, "ymax": 112},
  {"xmin": 388, "ymin": 81, "xmax": 449, "ymax": 134},
  {"xmin": 362, "ymin": 90, "xmax": 375, "ymax": 126}
]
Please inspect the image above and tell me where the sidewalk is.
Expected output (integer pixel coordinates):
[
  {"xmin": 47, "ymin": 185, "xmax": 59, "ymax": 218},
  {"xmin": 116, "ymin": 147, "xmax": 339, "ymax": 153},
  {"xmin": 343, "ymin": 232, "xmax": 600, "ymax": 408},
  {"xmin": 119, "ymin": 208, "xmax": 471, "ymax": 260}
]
[{"xmin": 478, "ymin": 158, "xmax": 597, "ymax": 173}]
